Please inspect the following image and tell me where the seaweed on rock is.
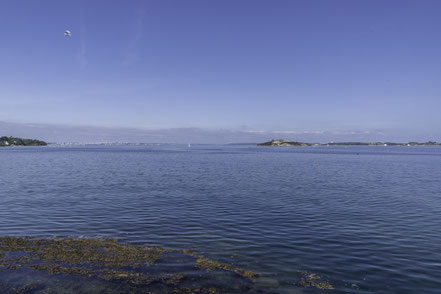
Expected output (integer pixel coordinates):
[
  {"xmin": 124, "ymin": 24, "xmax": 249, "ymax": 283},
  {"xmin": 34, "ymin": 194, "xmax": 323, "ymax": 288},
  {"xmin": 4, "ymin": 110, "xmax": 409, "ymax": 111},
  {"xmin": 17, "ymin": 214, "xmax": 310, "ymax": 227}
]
[
  {"xmin": 0, "ymin": 237, "xmax": 260, "ymax": 293},
  {"xmin": 298, "ymin": 272, "xmax": 334, "ymax": 290},
  {"xmin": 0, "ymin": 237, "xmax": 333, "ymax": 293}
]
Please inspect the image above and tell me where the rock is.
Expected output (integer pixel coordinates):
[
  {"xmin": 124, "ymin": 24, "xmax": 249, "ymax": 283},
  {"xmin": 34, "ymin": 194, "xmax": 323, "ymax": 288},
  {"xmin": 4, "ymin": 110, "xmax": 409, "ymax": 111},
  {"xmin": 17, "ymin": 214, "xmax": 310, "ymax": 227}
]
[{"xmin": 257, "ymin": 139, "xmax": 310, "ymax": 147}]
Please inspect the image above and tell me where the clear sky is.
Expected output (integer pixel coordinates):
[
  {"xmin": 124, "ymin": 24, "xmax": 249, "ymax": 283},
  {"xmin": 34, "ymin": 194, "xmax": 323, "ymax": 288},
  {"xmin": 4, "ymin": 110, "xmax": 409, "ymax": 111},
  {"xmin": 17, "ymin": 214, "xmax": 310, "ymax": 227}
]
[{"xmin": 1, "ymin": 0, "xmax": 440, "ymax": 142}]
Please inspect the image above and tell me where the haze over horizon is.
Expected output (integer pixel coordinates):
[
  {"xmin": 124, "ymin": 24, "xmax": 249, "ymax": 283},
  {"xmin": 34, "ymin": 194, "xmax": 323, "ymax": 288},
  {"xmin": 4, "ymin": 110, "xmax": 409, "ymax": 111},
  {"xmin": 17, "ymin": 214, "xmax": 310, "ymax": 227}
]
[
  {"xmin": 0, "ymin": 120, "xmax": 438, "ymax": 144},
  {"xmin": 1, "ymin": 0, "xmax": 440, "ymax": 143}
]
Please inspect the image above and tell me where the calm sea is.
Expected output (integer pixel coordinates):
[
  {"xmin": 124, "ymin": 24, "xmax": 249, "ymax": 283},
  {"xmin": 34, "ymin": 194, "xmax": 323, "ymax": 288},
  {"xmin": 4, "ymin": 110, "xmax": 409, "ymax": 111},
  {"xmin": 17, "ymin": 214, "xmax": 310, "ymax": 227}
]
[{"xmin": 1, "ymin": 145, "xmax": 441, "ymax": 293}]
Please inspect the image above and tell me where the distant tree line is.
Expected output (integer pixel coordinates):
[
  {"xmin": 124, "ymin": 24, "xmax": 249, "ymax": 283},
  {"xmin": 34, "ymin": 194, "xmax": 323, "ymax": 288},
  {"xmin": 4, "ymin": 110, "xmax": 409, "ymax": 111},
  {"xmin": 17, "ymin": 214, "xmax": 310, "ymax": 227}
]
[
  {"xmin": 0, "ymin": 136, "xmax": 47, "ymax": 147},
  {"xmin": 257, "ymin": 139, "xmax": 441, "ymax": 147},
  {"xmin": 327, "ymin": 141, "xmax": 440, "ymax": 146}
]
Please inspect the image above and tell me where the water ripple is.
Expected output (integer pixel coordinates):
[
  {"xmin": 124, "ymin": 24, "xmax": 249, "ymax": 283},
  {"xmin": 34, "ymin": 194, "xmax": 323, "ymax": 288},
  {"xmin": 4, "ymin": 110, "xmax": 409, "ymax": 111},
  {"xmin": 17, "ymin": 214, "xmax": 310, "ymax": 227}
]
[{"xmin": 1, "ymin": 145, "xmax": 441, "ymax": 293}]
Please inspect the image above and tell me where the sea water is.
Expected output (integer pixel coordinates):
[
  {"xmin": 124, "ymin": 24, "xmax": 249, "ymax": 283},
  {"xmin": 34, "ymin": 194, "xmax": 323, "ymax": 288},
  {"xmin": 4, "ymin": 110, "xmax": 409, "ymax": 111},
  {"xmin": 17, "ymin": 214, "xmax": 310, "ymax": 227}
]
[{"xmin": 1, "ymin": 145, "xmax": 441, "ymax": 293}]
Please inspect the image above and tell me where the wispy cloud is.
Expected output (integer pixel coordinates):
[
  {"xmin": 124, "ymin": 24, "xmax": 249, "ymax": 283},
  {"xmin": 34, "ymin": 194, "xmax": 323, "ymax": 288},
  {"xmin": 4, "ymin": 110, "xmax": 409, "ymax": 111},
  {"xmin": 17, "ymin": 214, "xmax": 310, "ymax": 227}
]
[
  {"xmin": 272, "ymin": 130, "xmax": 325, "ymax": 135},
  {"xmin": 247, "ymin": 130, "xmax": 324, "ymax": 135},
  {"xmin": 77, "ymin": 19, "xmax": 87, "ymax": 69},
  {"xmin": 123, "ymin": 6, "xmax": 146, "ymax": 65},
  {"xmin": 78, "ymin": 38, "xmax": 87, "ymax": 69}
]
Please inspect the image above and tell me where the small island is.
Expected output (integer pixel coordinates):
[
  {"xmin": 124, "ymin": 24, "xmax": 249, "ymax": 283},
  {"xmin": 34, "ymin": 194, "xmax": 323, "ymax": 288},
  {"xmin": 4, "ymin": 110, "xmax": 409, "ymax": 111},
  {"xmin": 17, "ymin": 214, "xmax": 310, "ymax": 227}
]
[
  {"xmin": 0, "ymin": 136, "xmax": 47, "ymax": 147},
  {"xmin": 257, "ymin": 139, "xmax": 311, "ymax": 147}
]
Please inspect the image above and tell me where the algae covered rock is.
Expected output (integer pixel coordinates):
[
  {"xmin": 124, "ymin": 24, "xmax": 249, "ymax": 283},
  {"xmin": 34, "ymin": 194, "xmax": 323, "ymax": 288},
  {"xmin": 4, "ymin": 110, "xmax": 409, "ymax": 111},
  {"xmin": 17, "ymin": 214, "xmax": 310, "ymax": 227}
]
[
  {"xmin": 0, "ymin": 236, "xmax": 334, "ymax": 293},
  {"xmin": 0, "ymin": 236, "xmax": 260, "ymax": 294}
]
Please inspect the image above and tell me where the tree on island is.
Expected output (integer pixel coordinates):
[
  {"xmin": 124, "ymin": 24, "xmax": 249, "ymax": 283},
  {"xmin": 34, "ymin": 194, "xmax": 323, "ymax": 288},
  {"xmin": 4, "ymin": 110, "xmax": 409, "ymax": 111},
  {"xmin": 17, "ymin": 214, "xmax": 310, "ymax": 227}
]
[
  {"xmin": 257, "ymin": 139, "xmax": 311, "ymax": 147},
  {"xmin": 0, "ymin": 136, "xmax": 47, "ymax": 147}
]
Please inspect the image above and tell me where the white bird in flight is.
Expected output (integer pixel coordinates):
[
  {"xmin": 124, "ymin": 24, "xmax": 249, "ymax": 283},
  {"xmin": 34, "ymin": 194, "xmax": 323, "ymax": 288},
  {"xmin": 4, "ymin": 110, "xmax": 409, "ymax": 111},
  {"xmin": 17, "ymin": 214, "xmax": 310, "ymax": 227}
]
[{"xmin": 64, "ymin": 30, "xmax": 71, "ymax": 36}]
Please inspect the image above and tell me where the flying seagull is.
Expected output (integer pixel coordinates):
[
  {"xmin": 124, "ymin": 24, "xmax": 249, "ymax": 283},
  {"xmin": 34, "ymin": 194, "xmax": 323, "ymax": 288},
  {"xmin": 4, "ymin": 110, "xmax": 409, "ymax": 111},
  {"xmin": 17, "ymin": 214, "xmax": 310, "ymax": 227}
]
[{"xmin": 64, "ymin": 30, "xmax": 71, "ymax": 36}]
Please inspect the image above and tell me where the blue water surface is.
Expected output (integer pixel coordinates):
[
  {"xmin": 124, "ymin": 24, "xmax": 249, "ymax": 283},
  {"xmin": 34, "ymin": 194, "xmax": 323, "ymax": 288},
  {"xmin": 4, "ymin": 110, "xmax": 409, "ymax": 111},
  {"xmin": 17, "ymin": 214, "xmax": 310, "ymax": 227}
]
[{"xmin": 1, "ymin": 145, "xmax": 441, "ymax": 293}]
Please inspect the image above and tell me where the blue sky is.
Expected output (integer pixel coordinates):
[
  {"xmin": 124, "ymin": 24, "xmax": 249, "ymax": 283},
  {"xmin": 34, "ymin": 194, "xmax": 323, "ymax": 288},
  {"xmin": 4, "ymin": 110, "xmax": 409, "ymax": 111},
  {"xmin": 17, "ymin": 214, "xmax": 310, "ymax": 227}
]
[{"xmin": 1, "ymin": 0, "xmax": 440, "ymax": 142}]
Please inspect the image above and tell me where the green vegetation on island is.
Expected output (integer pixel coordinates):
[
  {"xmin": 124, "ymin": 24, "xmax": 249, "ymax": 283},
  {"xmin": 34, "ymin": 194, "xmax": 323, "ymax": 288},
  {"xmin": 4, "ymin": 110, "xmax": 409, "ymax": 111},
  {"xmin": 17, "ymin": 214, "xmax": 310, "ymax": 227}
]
[
  {"xmin": 0, "ymin": 136, "xmax": 47, "ymax": 147},
  {"xmin": 257, "ymin": 139, "xmax": 311, "ymax": 147}
]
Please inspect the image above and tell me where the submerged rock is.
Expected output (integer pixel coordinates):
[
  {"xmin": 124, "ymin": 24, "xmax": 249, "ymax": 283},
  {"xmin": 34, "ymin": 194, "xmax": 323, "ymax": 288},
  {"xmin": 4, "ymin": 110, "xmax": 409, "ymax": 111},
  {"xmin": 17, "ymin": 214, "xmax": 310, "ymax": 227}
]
[
  {"xmin": 0, "ymin": 236, "xmax": 260, "ymax": 294},
  {"xmin": 255, "ymin": 277, "xmax": 280, "ymax": 288},
  {"xmin": 0, "ymin": 237, "xmax": 333, "ymax": 293},
  {"xmin": 297, "ymin": 272, "xmax": 333, "ymax": 290}
]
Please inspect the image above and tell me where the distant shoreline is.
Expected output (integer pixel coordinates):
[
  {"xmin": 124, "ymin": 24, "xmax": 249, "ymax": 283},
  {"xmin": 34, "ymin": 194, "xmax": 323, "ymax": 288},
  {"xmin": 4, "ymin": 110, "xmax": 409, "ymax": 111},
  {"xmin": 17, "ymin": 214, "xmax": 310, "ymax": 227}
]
[
  {"xmin": 257, "ymin": 139, "xmax": 441, "ymax": 147},
  {"xmin": 1, "ymin": 136, "xmax": 440, "ymax": 147},
  {"xmin": 321, "ymin": 141, "xmax": 441, "ymax": 146}
]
